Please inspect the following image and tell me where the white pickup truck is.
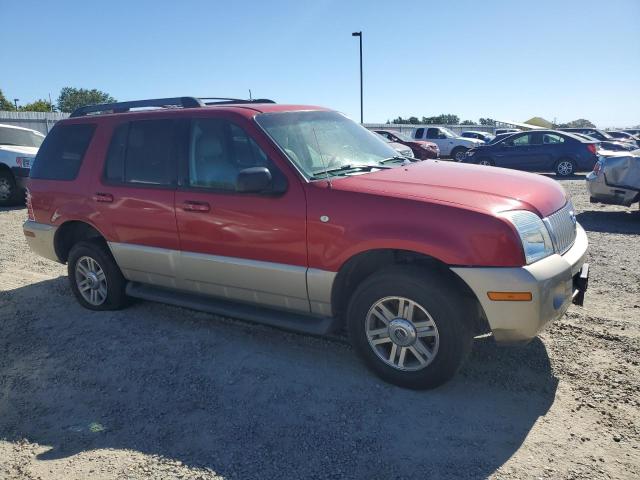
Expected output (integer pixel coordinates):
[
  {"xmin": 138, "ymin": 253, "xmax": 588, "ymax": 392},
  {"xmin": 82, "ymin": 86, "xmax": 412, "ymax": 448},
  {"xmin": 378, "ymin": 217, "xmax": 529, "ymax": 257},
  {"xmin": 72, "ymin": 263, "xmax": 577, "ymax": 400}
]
[
  {"xmin": 0, "ymin": 124, "xmax": 44, "ymax": 206},
  {"xmin": 411, "ymin": 126, "xmax": 483, "ymax": 161}
]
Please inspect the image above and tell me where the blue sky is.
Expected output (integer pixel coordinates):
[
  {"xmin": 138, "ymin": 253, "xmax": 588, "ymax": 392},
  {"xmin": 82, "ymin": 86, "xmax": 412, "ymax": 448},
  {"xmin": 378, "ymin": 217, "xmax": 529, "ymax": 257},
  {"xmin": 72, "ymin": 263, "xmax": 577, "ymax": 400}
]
[{"xmin": 2, "ymin": 0, "xmax": 639, "ymax": 127}]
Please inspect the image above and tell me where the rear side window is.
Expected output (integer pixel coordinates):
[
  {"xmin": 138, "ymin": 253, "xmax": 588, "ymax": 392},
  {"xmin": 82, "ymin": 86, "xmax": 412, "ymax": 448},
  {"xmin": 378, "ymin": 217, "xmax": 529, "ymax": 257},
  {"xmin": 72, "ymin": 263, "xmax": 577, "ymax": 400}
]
[
  {"xmin": 414, "ymin": 128, "xmax": 424, "ymax": 139},
  {"xmin": 426, "ymin": 128, "xmax": 439, "ymax": 139},
  {"xmin": 104, "ymin": 120, "xmax": 178, "ymax": 186},
  {"xmin": 30, "ymin": 124, "xmax": 95, "ymax": 180}
]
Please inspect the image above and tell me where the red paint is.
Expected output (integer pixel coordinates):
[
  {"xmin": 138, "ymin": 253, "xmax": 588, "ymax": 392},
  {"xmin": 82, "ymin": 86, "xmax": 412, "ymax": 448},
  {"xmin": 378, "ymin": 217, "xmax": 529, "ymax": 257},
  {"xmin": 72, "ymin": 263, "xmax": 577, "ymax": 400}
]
[{"xmin": 28, "ymin": 103, "xmax": 569, "ymax": 271}]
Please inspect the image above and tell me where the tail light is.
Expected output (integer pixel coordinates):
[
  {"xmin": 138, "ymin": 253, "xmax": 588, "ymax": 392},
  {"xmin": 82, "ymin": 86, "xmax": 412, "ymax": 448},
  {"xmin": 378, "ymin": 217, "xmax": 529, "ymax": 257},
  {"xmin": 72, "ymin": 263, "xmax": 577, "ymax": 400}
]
[
  {"xmin": 592, "ymin": 161, "xmax": 602, "ymax": 174},
  {"xmin": 587, "ymin": 143, "xmax": 597, "ymax": 155},
  {"xmin": 26, "ymin": 188, "xmax": 35, "ymax": 221}
]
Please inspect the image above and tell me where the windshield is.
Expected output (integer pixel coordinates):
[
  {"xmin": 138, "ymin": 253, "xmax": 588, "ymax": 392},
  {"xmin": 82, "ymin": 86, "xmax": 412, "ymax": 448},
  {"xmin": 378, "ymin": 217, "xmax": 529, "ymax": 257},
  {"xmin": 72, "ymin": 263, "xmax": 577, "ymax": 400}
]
[
  {"xmin": 0, "ymin": 127, "xmax": 44, "ymax": 148},
  {"xmin": 255, "ymin": 111, "xmax": 398, "ymax": 178},
  {"xmin": 440, "ymin": 127, "xmax": 457, "ymax": 138},
  {"xmin": 388, "ymin": 130, "xmax": 412, "ymax": 142}
]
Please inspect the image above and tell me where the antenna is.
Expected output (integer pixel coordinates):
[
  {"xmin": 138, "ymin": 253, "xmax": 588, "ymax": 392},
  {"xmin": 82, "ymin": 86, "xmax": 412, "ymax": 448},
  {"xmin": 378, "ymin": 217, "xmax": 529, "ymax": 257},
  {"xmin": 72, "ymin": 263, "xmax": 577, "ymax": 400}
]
[{"xmin": 311, "ymin": 127, "xmax": 332, "ymax": 188}]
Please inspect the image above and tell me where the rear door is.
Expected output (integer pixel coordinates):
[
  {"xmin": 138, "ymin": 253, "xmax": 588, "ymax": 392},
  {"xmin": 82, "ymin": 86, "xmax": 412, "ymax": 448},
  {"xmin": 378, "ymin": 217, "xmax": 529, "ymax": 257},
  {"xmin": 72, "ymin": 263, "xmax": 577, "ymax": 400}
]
[
  {"xmin": 92, "ymin": 118, "xmax": 180, "ymax": 288},
  {"xmin": 173, "ymin": 114, "xmax": 309, "ymax": 313}
]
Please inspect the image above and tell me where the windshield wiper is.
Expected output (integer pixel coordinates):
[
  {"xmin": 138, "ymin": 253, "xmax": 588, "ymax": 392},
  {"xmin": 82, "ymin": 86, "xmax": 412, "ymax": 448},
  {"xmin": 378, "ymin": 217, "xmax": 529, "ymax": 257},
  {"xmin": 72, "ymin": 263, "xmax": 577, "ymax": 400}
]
[
  {"xmin": 310, "ymin": 164, "xmax": 389, "ymax": 179},
  {"xmin": 379, "ymin": 156, "xmax": 411, "ymax": 165}
]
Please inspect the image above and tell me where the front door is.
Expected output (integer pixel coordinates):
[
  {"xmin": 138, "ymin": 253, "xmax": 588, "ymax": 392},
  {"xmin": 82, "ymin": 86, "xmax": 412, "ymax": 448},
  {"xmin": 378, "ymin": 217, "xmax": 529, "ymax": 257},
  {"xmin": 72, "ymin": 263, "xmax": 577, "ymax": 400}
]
[{"xmin": 174, "ymin": 115, "xmax": 309, "ymax": 312}]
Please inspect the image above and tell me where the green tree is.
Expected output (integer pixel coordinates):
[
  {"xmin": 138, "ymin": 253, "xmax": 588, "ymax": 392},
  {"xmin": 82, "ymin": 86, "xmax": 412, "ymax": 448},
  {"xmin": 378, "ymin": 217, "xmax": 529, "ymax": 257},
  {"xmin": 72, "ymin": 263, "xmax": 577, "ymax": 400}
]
[
  {"xmin": 555, "ymin": 118, "xmax": 596, "ymax": 128},
  {"xmin": 460, "ymin": 120, "xmax": 475, "ymax": 125},
  {"xmin": 56, "ymin": 87, "xmax": 116, "ymax": 113},
  {"xmin": 0, "ymin": 89, "xmax": 16, "ymax": 110},
  {"xmin": 479, "ymin": 118, "xmax": 496, "ymax": 126},
  {"xmin": 421, "ymin": 114, "xmax": 460, "ymax": 125},
  {"xmin": 20, "ymin": 99, "xmax": 54, "ymax": 112}
]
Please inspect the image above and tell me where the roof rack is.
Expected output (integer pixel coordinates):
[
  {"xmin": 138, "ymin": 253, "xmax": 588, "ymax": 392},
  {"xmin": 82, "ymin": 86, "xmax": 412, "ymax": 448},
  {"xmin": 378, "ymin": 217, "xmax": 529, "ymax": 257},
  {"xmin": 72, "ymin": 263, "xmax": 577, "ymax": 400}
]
[
  {"xmin": 70, "ymin": 97, "xmax": 204, "ymax": 118},
  {"xmin": 199, "ymin": 97, "xmax": 276, "ymax": 105},
  {"xmin": 70, "ymin": 96, "xmax": 276, "ymax": 117}
]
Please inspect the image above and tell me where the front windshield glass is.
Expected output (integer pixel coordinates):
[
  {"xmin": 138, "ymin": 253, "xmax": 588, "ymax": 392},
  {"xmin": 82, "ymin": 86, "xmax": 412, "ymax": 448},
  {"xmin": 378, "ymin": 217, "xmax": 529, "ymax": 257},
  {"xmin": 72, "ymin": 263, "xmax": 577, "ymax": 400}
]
[
  {"xmin": 0, "ymin": 127, "xmax": 45, "ymax": 148},
  {"xmin": 255, "ymin": 111, "xmax": 398, "ymax": 178},
  {"xmin": 440, "ymin": 127, "xmax": 457, "ymax": 138},
  {"xmin": 389, "ymin": 130, "xmax": 412, "ymax": 142}
]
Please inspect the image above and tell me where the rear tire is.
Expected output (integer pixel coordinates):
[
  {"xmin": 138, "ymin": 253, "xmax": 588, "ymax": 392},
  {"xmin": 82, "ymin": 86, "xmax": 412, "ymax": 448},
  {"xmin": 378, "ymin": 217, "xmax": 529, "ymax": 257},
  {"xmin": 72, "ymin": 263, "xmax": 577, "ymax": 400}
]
[
  {"xmin": 346, "ymin": 266, "xmax": 473, "ymax": 389},
  {"xmin": 0, "ymin": 171, "xmax": 19, "ymax": 206},
  {"xmin": 68, "ymin": 240, "xmax": 129, "ymax": 311},
  {"xmin": 555, "ymin": 158, "xmax": 576, "ymax": 177},
  {"xmin": 451, "ymin": 147, "xmax": 468, "ymax": 162}
]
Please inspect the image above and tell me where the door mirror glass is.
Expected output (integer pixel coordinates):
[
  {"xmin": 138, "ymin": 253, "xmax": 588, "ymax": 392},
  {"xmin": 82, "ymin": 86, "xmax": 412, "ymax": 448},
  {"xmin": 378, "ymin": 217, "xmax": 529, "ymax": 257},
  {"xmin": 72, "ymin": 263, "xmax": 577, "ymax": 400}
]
[{"xmin": 236, "ymin": 167, "xmax": 272, "ymax": 193}]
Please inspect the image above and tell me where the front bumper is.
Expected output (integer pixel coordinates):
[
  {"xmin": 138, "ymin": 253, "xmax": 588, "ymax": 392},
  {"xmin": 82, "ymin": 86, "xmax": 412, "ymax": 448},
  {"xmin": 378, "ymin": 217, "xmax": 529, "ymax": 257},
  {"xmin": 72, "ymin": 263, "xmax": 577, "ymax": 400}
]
[
  {"xmin": 452, "ymin": 223, "xmax": 589, "ymax": 344},
  {"xmin": 23, "ymin": 220, "xmax": 60, "ymax": 263}
]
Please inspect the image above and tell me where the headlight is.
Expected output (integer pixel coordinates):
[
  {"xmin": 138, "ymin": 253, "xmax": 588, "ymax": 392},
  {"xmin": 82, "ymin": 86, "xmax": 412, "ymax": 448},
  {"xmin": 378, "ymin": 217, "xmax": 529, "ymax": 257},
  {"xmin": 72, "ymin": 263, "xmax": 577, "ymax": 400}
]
[
  {"xmin": 501, "ymin": 210, "xmax": 554, "ymax": 264},
  {"xmin": 467, "ymin": 150, "xmax": 476, "ymax": 156}
]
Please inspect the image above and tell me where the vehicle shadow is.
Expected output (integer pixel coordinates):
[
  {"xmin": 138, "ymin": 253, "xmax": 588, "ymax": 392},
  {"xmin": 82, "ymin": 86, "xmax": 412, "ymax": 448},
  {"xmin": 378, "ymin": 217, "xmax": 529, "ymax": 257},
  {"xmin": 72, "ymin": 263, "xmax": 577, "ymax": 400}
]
[
  {"xmin": 0, "ymin": 204, "xmax": 25, "ymax": 212},
  {"xmin": 0, "ymin": 277, "xmax": 558, "ymax": 479},
  {"xmin": 577, "ymin": 209, "xmax": 640, "ymax": 235},
  {"xmin": 540, "ymin": 172, "xmax": 587, "ymax": 180}
]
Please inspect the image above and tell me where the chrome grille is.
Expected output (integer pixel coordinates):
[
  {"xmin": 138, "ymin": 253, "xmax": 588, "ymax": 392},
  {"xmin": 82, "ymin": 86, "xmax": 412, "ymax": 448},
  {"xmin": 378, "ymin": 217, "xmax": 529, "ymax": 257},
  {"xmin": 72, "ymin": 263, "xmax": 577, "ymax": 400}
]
[{"xmin": 545, "ymin": 201, "xmax": 577, "ymax": 255}]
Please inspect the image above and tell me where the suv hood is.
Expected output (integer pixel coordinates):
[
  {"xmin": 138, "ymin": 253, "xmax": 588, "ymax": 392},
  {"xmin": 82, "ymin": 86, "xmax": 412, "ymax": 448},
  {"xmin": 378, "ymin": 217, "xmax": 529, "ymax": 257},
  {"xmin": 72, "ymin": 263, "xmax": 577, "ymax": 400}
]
[{"xmin": 331, "ymin": 160, "xmax": 567, "ymax": 218}]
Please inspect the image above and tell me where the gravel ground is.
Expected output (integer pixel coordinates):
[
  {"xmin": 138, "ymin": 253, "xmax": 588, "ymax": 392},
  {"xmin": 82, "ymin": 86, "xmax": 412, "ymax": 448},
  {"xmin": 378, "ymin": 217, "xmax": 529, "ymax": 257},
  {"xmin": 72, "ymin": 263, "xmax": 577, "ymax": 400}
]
[{"xmin": 0, "ymin": 176, "xmax": 638, "ymax": 479}]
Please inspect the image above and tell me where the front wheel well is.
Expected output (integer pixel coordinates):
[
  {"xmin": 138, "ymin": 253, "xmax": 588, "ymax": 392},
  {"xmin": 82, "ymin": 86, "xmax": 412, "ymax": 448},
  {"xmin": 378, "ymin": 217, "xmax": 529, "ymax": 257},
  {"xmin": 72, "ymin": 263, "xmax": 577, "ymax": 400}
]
[
  {"xmin": 331, "ymin": 249, "xmax": 490, "ymax": 336},
  {"xmin": 54, "ymin": 221, "xmax": 106, "ymax": 263}
]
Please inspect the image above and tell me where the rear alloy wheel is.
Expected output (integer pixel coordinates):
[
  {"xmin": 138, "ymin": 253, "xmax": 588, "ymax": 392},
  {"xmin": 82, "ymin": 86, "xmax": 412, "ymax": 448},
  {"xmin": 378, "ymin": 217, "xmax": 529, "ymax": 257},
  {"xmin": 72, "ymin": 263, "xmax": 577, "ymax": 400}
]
[
  {"xmin": 555, "ymin": 159, "xmax": 576, "ymax": 177},
  {"xmin": 451, "ymin": 147, "xmax": 468, "ymax": 162},
  {"xmin": 347, "ymin": 266, "xmax": 473, "ymax": 389},
  {"xmin": 476, "ymin": 158, "xmax": 494, "ymax": 166},
  {"xmin": 68, "ymin": 240, "xmax": 129, "ymax": 310},
  {"xmin": 0, "ymin": 171, "xmax": 18, "ymax": 206}
]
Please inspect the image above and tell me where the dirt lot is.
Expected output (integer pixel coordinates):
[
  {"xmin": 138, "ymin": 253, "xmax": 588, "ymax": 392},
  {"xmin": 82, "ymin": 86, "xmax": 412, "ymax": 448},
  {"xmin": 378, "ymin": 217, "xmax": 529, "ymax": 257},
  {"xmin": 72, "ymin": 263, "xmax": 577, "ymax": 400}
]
[{"xmin": 1, "ymin": 176, "xmax": 638, "ymax": 480}]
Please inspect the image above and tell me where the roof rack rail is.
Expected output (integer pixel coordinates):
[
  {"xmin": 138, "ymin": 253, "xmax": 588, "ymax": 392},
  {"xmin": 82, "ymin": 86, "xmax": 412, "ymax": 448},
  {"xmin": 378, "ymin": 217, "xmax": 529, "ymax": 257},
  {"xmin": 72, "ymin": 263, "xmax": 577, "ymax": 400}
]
[
  {"xmin": 69, "ymin": 97, "xmax": 204, "ymax": 118},
  {"xmin": 199, "ymin": 97, "xmax": 276, "ymax": 105}
]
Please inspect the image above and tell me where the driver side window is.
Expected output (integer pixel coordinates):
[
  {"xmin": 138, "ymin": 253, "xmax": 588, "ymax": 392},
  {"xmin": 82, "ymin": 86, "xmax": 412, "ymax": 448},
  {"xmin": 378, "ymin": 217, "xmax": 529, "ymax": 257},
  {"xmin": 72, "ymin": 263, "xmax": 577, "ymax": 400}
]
[
  {"xmin": 511, "ymin": 134, "xmax": 531, "ymax": 146},
  {"xmin": 426, "ymin": 128, "xmax": 439, "ymax": 139},
  {"xmin": 187, "ymin": 119, "xmax": 275, "ymax": 192}
]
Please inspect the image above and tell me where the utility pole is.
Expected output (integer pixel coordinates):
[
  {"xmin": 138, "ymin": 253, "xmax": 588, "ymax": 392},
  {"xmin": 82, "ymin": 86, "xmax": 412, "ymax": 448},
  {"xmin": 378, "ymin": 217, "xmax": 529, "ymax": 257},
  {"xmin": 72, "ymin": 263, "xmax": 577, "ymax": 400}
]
[
  {"xmin": 352, "ymin": 31, "xmax": 363, "ymax": 123},
  {"xmin": 13, "ymin": 99, "xmax": 19, "ymax": 111}
]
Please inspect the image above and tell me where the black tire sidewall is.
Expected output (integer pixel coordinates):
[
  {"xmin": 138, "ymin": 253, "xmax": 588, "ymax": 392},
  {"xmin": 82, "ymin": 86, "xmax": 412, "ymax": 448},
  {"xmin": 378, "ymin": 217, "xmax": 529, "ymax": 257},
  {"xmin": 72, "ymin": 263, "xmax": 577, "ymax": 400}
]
[
  {"xmin": 67, "ymin": 240, "xmax": 128, "ymax": 310},
  {"xmin": 0, "ymin": 171, "xmax": 19, "ymax": 206},
  {"xmin": 452, "ymin": 148, "xmax": 467, "ymax": 162},
  {"xmin": 347, "ymin": 267, "xmax": 472, "ymax": 389}
]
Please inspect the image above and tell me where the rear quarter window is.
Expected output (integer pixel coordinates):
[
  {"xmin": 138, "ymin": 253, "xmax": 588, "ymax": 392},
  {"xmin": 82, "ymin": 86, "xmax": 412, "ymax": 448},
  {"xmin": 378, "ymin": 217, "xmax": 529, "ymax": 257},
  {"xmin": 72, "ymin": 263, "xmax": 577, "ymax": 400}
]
[{"xmin": 30, "ymin": 123, "xmax": 95, "ymax": 180}]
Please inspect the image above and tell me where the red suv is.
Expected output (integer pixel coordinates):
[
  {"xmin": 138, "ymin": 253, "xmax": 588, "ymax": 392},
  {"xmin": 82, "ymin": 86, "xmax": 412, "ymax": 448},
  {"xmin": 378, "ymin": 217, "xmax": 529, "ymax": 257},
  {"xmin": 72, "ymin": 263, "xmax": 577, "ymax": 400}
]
[
  {"xmin": 23, "ymin": 97, "xmax": 589, "ymax": 389},
  {"xmin": 373, "ymin": 129, "xmax": 439, "ymax": 159}
]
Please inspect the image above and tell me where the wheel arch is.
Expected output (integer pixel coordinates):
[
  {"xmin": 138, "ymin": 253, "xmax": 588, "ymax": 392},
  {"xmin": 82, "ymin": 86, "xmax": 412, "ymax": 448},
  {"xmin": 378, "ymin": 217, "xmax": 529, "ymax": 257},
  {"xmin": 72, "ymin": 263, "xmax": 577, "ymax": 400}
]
[
  {"xmin": 54, "ymin": 220, "xmax": 109, "ymax": 263},
  {"xmin": 330, "ymin": 248, "xmax": 490, "ymax": 336}
]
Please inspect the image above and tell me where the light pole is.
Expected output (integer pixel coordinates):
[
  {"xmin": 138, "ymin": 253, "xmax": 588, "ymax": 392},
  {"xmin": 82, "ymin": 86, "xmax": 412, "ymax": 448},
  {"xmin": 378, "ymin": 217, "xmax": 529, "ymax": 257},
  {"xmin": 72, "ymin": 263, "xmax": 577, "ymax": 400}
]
[
  {"xmin": 13, "ymin": 99, "xmax": 19, "ymax": 111},
  {"xmin": 352, "ymin": 31, "xmax": 363, "ymax": 123}
]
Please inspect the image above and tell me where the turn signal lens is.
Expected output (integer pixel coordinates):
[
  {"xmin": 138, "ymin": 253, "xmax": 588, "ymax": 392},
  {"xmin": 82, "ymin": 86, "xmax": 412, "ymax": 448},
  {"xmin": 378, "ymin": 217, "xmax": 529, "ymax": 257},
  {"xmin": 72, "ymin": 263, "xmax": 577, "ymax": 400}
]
[{"xmin": 487, "ymin": 292, "xmax": 533, "ymax": 301}]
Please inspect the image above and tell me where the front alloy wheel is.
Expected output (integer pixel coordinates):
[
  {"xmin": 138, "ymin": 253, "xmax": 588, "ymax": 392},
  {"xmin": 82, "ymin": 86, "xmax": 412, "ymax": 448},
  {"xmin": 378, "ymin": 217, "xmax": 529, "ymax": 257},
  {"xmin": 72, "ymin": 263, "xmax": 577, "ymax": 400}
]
[
  {"xmin": 75, "ymin": 256, "xmax": 108, "ymax": 306},
  {"xmin": 556, "ymin": 160, "xmax": 575, "ymax": 176},
  {"xmin": 366, "ymin": 296, "xmax": 439, "ymax": 371}
]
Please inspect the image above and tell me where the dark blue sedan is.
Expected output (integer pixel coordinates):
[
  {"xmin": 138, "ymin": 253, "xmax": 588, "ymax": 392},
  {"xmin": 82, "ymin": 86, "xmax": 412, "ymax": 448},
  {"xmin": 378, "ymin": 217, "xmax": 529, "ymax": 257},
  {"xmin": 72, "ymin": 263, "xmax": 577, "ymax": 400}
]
[{"xmin": 463, "ymin": 130, "xmax": 599, "ymax": 176}]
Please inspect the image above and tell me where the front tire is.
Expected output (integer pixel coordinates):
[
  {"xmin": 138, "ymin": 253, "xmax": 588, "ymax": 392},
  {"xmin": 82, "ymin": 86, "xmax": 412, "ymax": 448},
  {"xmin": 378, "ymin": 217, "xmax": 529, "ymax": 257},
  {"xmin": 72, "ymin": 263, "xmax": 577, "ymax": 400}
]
[
  {"xmin": 0, "ymin": 171, "xmax": 19, "ymax": 206},
  {"xmin": 346, "ymin": 267, "xmax": 473, "ymax": 389},
  {"xmin": 555, "ymin": 158, "xmax": 576, "ymax": 177},
  {"xmin": 68, "ymin": 240, "xmax": 129, "ymax": 310},
  {"xmin": 451, "ymin": 147, "xmax": 468, "ymax": 162},
  {"xmin": 476, "ymin": 157, "xmax": 494, "ymax": 166}
]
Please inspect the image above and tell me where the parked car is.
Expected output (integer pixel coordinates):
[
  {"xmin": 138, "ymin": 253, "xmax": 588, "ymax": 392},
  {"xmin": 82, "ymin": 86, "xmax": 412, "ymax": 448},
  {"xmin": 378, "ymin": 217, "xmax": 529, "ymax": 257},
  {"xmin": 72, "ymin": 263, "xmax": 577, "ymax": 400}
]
[
  {"xmin": 23, "ymin": 97, "xmax": 589, "ymax": 389},
  {"xmin": 605, "ymin": 130, "xmax": 640, "ymax": 147},
  {"xmin": 586, "ymin": 151, "xmax": 639, "ymax": 209},
  {"xmin": 573, "ymin": 133, "xmax": 636, "ymax": 153},
  {"xmin": 559, "ymin": 127, "xmax": 628, "ymax": 145},
  {"xmin": 373, "ymin": 129, "xmax": 439, "ymax": 159},
  {"xmin": 411, "ymin": 126, "xmax": 484, "ymax": 161},
  {"xmin": 464, "ymin": 130, "xmax": 598, "ymax": 176},
  {"xmin": 373, "ymin": 132, "xmax": 415, "ymax": 159},
  {"xmin": 623, "ymin": 128, "xmax": 640, "ymax": 136},
  {"xmin": 495, "ymin": 128, "xmax": 521, "ymax": 135},
  {"xmin": 461, "ymin": 131, "xmax": 494, "ymax": 143},
  {"xmin": 0, "ymin": 123, "xmax": 44, "ymax": 206}
]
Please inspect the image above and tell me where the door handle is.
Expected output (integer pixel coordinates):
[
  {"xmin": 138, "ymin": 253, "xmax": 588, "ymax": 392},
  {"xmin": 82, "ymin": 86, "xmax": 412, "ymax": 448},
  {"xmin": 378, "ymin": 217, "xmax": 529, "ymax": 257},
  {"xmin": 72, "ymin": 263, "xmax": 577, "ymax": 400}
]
[
  {"xmin": 93, "ymin": 192, "xmax": 114, "ymax": 203},
  {"xmin": 182, "ymin": 200, "xmax": 210, "ymax": 212}
]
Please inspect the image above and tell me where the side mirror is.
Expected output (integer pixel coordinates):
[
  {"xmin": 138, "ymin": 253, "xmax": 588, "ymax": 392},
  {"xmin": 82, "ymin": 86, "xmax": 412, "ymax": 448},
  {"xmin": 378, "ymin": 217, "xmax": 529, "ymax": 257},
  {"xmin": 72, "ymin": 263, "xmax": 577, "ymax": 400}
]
[{"xmin": 236, "ymin": 167, "xmax": 272, "ymax": 193}]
